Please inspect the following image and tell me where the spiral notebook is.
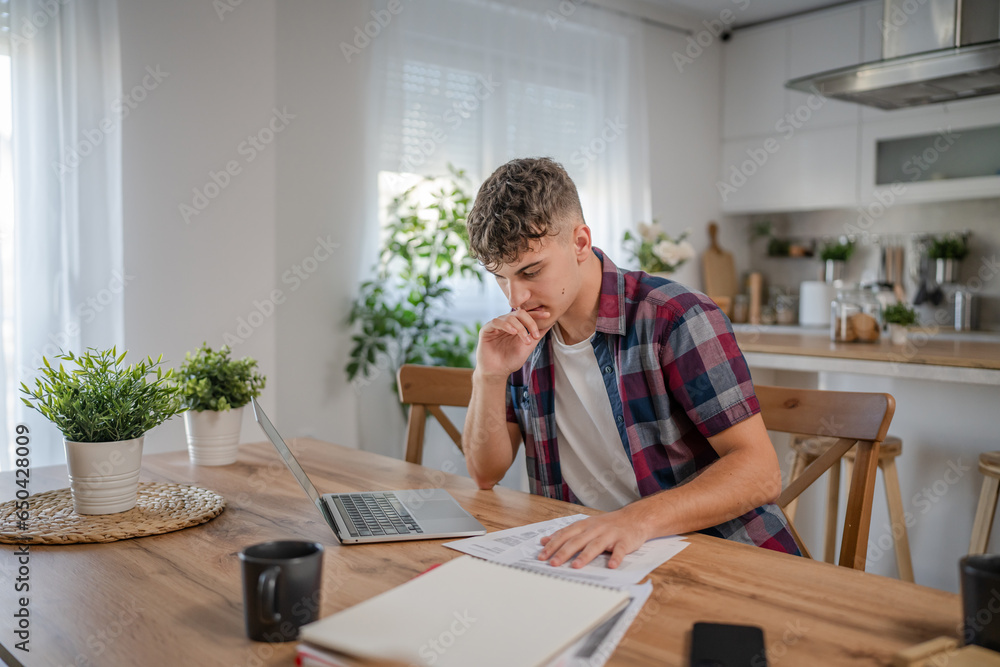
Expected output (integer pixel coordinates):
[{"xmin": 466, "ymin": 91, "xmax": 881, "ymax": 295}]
[{"xmin": 298, "ymin": 555, "xmax": 630, "ymax": 667}]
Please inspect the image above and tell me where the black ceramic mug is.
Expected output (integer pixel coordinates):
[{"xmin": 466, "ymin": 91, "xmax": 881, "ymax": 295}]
[
  {"xmin": 960, "ymin": 554, "xmax": 1000, "ymax": 652},
  {"xmin": 239, "ymin": 540, "xmax": 324, "ymax": 642}
]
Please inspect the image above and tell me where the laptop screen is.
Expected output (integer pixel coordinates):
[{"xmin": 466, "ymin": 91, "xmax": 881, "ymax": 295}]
[{"xmin": 250, "ymin": 398, "xmax": 323, "ymax": 507}]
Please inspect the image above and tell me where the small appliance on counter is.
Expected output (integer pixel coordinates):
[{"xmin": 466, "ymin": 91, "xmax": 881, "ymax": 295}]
[{"xmin": 799, "ymin": 281, "xmax": 839, "ymax": 327}]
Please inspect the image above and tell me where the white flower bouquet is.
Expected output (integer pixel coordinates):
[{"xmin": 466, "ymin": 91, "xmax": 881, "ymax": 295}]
[{"xmin": 622, "ymin": 222, "xmax": 695, "ymax": 274}]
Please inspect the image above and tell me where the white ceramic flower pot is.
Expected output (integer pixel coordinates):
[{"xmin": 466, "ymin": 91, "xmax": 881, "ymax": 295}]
[
  {"xmin": 63, "ymin": 436, "xmax": 144, "ymax": 515},
  {"xmin": 888, "ymin": 323, "xmax": 909, "ymax": 345},
  {"xmin": 184, "ymin": 406, "xmax": 243, "ymax": 466}
]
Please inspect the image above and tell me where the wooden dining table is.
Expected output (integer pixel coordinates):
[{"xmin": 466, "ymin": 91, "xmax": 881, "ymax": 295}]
[{"xmin": 0, "ymin": 439, "xmax": 961, "ymax": 666}]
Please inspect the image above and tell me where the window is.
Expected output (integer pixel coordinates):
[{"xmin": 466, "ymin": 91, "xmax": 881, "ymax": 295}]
[{"xmin": 372, "ymin": 0, "xmax": 649, "ymax": 327}]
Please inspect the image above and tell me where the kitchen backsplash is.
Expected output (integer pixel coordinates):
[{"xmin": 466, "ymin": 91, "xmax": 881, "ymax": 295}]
[{"xmin": 739, "ymin": 197, "xmax": 1000, "ymax": 331}]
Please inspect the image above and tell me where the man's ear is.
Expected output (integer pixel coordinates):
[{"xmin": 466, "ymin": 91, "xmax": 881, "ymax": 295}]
[{"xmin": 572, "ymin": 223, "xmax": 592, "ymax": 262}]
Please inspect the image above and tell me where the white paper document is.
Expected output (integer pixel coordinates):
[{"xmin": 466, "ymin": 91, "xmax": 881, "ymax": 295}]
[{"xmin": 444, "ymin": 514, "xmax": 688, "ymax": 589}]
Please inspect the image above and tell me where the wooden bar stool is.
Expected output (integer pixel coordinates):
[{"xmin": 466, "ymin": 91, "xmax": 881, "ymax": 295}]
[
  {"xmin": 785, "ymin": 434, "xmax": 914, "ymax": 582},
  {"xmin": 969, "ymin": 452, "xmax": 1000, "ymax": 555}
]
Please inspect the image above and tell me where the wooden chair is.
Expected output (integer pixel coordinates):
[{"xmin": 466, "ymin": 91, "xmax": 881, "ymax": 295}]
[
  {"xmin": 756, "ymin": 385, "xmax": 896, "ymax": 572},
  {"xmin": 785, "ymin": 434, "xmax": 913, "ymax": 581},
  {"xmin": 969, "ymin": 451, "xmax": 1000, "ymax": 555},
  {"xmin": 396, "ymin": 365, "xmax": 473, "ymax": 465}
]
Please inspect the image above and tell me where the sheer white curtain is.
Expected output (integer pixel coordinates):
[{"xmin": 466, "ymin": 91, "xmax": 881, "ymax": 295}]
[
  {"xmin": 2, "ymin": 0, "xmax": 123, "ymax": 469},
  {"xmin": 371, "ymin": 0, "xmax": 651, "ymax": 327},
  {"xmin": 363, "ymin": 0, "xmax": 650, "ymax": 483}
]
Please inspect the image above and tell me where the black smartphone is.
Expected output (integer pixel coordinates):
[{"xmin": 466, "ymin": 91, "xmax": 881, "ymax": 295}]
[{"xmin": 689, "ymin": 622, "xmax": 767, "ymax": 667}]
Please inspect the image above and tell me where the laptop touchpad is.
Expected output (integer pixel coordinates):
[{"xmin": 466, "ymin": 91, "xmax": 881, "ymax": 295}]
[{"xmin": 410, "ymin": 500, "xmax": 473, "ymax": 521}]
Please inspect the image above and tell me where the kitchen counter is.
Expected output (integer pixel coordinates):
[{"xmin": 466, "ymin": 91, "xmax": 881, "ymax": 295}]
[{"xmin": 733, "ymin": 327, "xmax": 1000, "ymax": 385}]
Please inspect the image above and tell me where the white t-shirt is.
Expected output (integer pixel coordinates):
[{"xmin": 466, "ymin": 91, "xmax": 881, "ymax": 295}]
[{"xmin": 551, "ymin": 324, "xmax": 641, "ymax": 512}]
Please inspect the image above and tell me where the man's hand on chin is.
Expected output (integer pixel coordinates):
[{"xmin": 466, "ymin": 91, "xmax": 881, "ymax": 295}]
[{"xmin": 537, "ymin": 507, "xmax": 650, "ymax": 569}]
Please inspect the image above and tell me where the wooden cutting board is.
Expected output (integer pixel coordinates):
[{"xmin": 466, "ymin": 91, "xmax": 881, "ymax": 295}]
[{"xmin": 702, "ymin": 221, "xmax": 738, "ymax": 307}]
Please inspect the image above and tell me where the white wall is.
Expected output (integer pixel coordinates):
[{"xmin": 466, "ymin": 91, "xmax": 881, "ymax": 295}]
[
  {"xmin": 119, "ymin": 0, "xmax": 279, "ymax": 456},
  {"xmin": 273, "ymin": 1, "xmax": 371, "ymax": 451},
  {"xmin": 114, "ymin": 0, "xmax": 742, "ymax": 470},
  {"xmin": 642, "ymin": 18, "xmax": 750, "ymax": 291}
]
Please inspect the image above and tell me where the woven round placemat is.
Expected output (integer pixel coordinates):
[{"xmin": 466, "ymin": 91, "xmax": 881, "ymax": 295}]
[{"xmin": 0, "ymin": 482, "xmax": 225, "ymax": 545}]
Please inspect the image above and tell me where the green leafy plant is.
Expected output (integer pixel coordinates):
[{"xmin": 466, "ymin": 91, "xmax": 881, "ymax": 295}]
[
  {"xmin": 622, "ymin": 222, "xmax": 695, "ymax": 273},
  {"xmin": 926, "ymin": 235, "xmax": 969, "ymax": 260},
  {"xmin": 820, "ymin": 239, "xmax": 855, "ymax": 262},
  {"xmin": 347, "ymin": 166, "xmax": 483, "ymax": 389},
  {"xmin": 883, "ymin": 302, "xmax": 917, "ymax": 326},
  {"xmin": 767, "ymin": 237, "xmax": 791, "ymax": 257},
  {"xmin": 19, "ymin": 347, "xmax": 183, "ymax": 443},
  {"xmin": 176, "ymin": 343, "xmax": 266, "ymax": 411}
]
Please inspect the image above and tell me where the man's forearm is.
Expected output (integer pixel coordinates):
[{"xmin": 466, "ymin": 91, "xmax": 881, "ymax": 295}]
[
  {"xmin": 624, "ymin": 447, "xmax": 782, "ymax": 539},
  {"xmin": 463, "ymin": 370, "xmax": 516, "ymax": 488}
]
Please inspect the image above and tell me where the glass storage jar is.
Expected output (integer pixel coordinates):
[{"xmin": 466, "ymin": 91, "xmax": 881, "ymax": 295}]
[{"xmin": 831, "ymin": 288, "xmax": 882, "ymax": 343}]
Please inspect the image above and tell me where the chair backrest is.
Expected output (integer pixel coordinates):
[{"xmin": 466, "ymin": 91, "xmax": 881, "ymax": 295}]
[
  {"xmin": 396, "ymin": 365, "xmax": 474, "ymax": 465},
  {"xmin": 755, "ymin": 385, "xmax": 895, "ymax": 571}
]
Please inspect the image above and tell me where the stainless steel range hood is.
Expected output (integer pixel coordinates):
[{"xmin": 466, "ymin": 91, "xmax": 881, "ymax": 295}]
[{"xmin": 786, "ymin": 0, "xmax": 1000, "ymax": 110}]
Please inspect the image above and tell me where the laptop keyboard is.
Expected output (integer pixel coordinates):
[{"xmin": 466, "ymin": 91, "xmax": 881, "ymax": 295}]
[{"xmin": 332, "ymin": 492, "xmax": 423, "ymax": 538}]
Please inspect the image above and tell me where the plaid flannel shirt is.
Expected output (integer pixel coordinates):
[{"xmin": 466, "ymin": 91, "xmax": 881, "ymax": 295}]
[{"xmin": 505, "ymin": 248, "xmax": 799, "ymax": 554}]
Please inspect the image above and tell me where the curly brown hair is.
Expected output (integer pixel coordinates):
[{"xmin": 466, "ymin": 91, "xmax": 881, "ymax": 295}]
[{"xmin": 466, "ymin": 158, "xmax": 584, "ymax": 272}]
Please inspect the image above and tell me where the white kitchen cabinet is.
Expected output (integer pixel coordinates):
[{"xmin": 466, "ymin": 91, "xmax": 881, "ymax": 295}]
[
  {"xmin": 784, "ymin": 125, "xmax": 860, "ymax": 210},
  {"xmin": 720, "ymin": 4, "xmax": 863, "ymax": 212},
  {"xmin": 720, "ymin": 0, "xmax": 1000, "ymax": 214},
  {"xmin": 859, "ymin": 104, "xmax": 1000, "ymax": 206},
  {"xmin": 722, "ymin": 23, "xmax": 787, "ymax": 140},
  {"xmin": 719, "ymin": 124, "xmax": 858, "ymax": 213},
  {"xmin": 719, "ymin": 136, "xmax": 798, "ymax": 212},
  {"xmin": 787, "ymin": 5, "xmax": 863, "ymax": 130}
]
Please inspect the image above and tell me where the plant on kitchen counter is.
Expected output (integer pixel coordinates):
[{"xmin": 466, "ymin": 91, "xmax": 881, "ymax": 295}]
[
  {"xmin": 622, "ymin": 221, "xmax": 695, "ymax": 274},
  {"xmin": 883, "ymin": 303, "xmax": 917, "ymax": 327},
  {"xmin": 176, "ymin": 343, "xmax": 266, "ymax": 412},
  {"xmin": 819, "ymin": 239, "xmax": 855, "ymax": 262},
  {"xmin": 926, "ymin": 234, "xmax": 969, "ymax": 261},
  {"xmin": 20, "ymin": 347, "xmax": 183, "ymax": 443}
]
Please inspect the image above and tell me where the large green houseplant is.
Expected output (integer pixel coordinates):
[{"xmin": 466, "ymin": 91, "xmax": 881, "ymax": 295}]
[
  {"xmin": 177, "ymin": 343, "xmax": 266, "ymax": 466},
  {"xmin": 347, "ymin": 166, "xmax": 482, "ymax": 397},
  {"xmin": 20, "ymin": 348, "xmax": 183, "ymax": 514}
]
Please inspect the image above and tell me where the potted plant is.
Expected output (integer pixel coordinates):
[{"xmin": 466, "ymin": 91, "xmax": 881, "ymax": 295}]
[
  {"xmin": 177, "ymin": 343, "xmax": 266, "ymax": 466},
  {"xmin": 883, "ymin": 303, "xmax": 917, "ymax": 345},
  {"xmin": 621, "ymin": 221, "xmax": 695, "ymax": 277},
  {"xmin": 926, "ymin": 234, "xmax": 969, "ymax": 284},
  {"xmin": 819, "ymin": 238, "xmax": 855, "ymax": 283},
  {"xmin": 19, "ymin": 348, "xmax": 183, "ymax": 514},
  {"xmin": 347, "ymin": 165, "xmax": 482, "ymax": 400}
]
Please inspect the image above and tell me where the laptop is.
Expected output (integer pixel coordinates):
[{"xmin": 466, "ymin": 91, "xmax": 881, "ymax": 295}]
[{"xmin": 251, "ymin": 398, "xmax": 487, "ymax": 544}]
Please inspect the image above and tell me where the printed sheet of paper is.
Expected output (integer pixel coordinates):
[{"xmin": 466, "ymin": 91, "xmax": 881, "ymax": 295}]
[
  {"xmin": 546, "ymin": 582, "xmax": 654, "ymax": 667},
  {"xmin": 444, "ymin": 514, "xmax": 688, "ymax": 589}
]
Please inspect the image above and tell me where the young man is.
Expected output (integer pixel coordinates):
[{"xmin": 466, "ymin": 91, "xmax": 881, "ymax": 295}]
[{"xmin": 462, "ymin": 157, "xmax": 799, "ymax": 569}]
